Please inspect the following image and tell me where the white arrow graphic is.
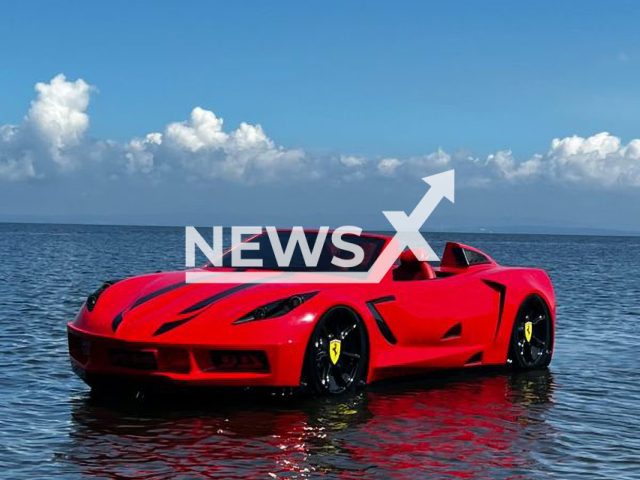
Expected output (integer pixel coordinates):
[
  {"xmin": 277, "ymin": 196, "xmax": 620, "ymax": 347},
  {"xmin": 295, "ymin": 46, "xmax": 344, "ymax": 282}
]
[{"xmin": 382, "ymin": 169, "xmax": 455, "ymax": 261}]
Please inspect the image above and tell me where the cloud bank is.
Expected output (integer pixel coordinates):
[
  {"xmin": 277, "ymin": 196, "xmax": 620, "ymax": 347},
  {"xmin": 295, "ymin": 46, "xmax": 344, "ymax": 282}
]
[{"xmin": 2, "ymin": 74, "xmax": 640, "ymax": 188}]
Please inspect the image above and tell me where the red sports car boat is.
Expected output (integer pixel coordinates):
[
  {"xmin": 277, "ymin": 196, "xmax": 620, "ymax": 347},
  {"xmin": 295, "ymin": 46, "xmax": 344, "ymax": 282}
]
[{"xmin": 68, "ymin": 230, "xmax": 555, "ymax": 395}]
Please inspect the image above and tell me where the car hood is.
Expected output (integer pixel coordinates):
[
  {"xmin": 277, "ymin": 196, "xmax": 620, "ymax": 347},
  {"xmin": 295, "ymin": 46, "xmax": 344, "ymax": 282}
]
[{"xmin": 73, "ymin": 268, "xmax": 334, "ymax": 340}]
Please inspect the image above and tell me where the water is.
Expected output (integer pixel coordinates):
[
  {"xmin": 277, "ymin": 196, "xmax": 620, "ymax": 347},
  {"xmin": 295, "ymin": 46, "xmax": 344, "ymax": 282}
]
[{"xmin": 1, "ymin": 223, "xmax": 639, "ymax": 479}]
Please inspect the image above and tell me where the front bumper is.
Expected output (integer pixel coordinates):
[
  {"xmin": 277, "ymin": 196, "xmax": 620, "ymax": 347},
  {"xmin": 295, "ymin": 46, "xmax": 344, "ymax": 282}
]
[{"xmin": 67, "ymin": 325, "xmax": 308, "ymax": 387}]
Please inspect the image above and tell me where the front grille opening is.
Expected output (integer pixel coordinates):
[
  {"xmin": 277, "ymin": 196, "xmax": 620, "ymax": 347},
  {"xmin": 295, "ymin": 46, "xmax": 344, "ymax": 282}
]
[
  {"xmin": 158, "ymin": 347, "xmax": 191, "ymax": 374},
  {"xmin": 109, "ymin": 348, "xmax": 157, "ymax": 370},
  {"xmin": 209, "ymin": 350, "xmax": 269, "ymax": 373}
]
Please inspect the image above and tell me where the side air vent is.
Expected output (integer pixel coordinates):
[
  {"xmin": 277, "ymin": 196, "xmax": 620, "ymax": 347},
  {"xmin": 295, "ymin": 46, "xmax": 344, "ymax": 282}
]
[
  {"xmin": 442, "ymin": 323, "xmax": 462, "ymax": 340},
  {"xmin": 365, "ymin": 296, "xmax": 397, "ymax": 345},
  {"xmin": 465, "ymin": 351, "xmax": 483, "ymax": 365},
  {"xmin": 482, "ymin": 280, "xmax": 507, "ymax": 340}
]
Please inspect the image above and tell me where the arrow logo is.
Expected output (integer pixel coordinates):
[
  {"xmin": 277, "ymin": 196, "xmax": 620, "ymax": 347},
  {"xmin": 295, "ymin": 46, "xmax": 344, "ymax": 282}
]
[{"xmin": 383, "ymin": 169, "xmax": 455, "ymax": 261}]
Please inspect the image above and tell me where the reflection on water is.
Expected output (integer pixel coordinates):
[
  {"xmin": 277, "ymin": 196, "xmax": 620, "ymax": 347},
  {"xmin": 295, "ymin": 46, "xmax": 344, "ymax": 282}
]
[{"xmin": 65, "ymin": 370, "xmax": 555, "ymax": 479}]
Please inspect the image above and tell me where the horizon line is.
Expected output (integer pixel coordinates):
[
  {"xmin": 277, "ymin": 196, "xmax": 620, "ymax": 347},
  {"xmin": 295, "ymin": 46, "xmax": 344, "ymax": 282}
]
[{"xmin": 1, "ymin": 219, "xmax": 639, "ymax": 239}]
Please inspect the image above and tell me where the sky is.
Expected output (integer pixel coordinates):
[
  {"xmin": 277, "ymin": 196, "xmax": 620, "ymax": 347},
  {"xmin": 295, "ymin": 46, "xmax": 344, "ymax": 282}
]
[{"xmin": 1, "ymin": 1, "xmax": 640, "ymax": 233}]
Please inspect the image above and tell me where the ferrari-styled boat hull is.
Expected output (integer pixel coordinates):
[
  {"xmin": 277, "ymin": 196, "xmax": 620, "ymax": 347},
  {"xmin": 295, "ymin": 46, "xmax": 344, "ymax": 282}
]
[{"xmin": 68, "ymin": 236, "xmax": 556, "ymax": 393}]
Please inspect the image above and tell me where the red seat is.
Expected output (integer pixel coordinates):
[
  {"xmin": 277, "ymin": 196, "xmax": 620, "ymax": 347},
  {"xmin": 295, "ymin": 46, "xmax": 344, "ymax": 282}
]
[{"xmin": 393, "ymin": 249, "xmax": 436, "ymax": 281}]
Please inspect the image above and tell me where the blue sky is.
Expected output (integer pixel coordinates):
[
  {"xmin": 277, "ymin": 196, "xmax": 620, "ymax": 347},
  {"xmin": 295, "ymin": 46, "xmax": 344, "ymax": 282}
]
[{"xmin": 1, "ymin": 1, "xmax": 640, "ymax": 232}]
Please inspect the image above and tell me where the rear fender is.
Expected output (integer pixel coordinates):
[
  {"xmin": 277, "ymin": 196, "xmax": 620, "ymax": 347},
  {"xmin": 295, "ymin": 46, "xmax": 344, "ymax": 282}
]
[{"xmin": 481, "ymin": 268, "xmax": 555, "ymax": 364}]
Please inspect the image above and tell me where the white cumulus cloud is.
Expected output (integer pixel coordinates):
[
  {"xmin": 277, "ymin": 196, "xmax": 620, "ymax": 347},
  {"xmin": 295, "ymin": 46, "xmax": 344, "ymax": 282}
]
[
  {"xmin": 121, "ymin": 106, "xmax": 309, "ymax": 183},
  {"xmin": 377, "ymin": 158, "xmax": 401, "ymax": 176},
  {"xmin": 487, "ymin": 150, "xmax": 543, "ymax": 181},
  {"xmin": 2, "ymin": 74, "xmax": 640, "ymax": 190},
  {"xmin": 0, "ymin": 152, "xmax": 36, "ymax": 181},
  {"xmin": 125, "ymin": 133, "xmax": 162, "ymax": 174},
  {"xmin": 0, "ymin": 125, "xmax": 37, "ymax": 181},
  {"xmin": 482, "ymin": 132, "xmax": 640, "ymax": 187},
  {"xmin": 26, "ymin": 74, "xmax": 93, "ymax": 169},
  {"xmin": 165, "ymin": 107, "xmax": 227, "ymax": 152},
  {"xmin": 340, "ymin": 155, "xmax": 365, "ymax": 167},
  {"xmin": 546, "ymin": 132, "xmax": 640, "ymax": 187}
]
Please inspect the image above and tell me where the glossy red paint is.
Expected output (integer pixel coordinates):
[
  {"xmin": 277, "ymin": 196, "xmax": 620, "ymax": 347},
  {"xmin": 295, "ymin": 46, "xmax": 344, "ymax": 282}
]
[{"xmin": 68, "ymin": 232, "xmax": 555, "ymax": 389}]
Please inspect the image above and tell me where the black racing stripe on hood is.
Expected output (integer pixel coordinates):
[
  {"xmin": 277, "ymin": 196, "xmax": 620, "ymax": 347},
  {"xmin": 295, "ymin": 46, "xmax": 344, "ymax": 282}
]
[
  {"xmin": 153, "ymin": 316, "xmax": 196, "ymax": 336},
  {"xmin": 179, "ymin": 283, "xmax": 258, "ymax": 315},
  {"xmin": 112, "ymin": 281, "xmax": 187, "ymax": 332},
  {"xmin": 112, "ymin": 312, "xmax": 124, "ymax": 332},
  {"xmin": 153, "ymin": 284, "xmax": 260, "ymax": 336},
  {"xmin": 130, "ymin": 281, "xmax": 187, "ymax": 309}
]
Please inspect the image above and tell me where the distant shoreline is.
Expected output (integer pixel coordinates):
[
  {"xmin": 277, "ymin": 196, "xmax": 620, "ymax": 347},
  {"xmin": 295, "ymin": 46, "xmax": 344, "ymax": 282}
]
[{"xmin": 1, "ymin": 220, "xmax": 639, "ymax": 238}]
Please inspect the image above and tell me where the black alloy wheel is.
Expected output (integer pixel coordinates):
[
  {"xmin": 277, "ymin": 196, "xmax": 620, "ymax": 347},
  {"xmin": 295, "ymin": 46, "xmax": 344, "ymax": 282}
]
[
  {"xmin": 304, "ymin": 307, "xmax": 368, "ymax": 395},
  {"xmin": 509, "ymin": 296, "xmax": 553, "ymax": 369}
]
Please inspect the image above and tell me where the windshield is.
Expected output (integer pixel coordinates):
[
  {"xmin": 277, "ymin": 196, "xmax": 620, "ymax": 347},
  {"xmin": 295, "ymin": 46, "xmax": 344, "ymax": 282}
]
[{"xmin": 220, "ymin": 231, "xmax": 386, "ymax": 272}]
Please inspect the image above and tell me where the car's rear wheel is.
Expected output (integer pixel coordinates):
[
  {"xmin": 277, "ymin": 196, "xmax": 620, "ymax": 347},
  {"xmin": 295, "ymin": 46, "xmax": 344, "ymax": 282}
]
[
  {"xmin": 303, "ymin": 306, "xmax": 368, "ymax": 395},
  {"xmin": 509, "ymin": 295, "xmax": 553, "ymax": 369}
]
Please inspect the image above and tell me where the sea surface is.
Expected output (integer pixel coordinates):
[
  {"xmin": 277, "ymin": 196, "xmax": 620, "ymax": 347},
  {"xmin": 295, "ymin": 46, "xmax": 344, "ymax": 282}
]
[{"xmin": 0, "ymin": 223, "xmax": 639, "ymax": 479}]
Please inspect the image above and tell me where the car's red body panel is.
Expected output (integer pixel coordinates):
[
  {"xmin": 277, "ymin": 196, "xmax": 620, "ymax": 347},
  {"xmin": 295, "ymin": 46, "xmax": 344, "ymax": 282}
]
[{"xmin": 68, "ymin": 234, "xmax": 555, "ymax": 388}]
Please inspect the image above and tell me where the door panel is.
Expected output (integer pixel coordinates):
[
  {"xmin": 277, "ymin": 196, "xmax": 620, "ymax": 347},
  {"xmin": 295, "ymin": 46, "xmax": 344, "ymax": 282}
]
[{"xmin": 380, "ymin": 275, "xmax": 499, "ymax": 349}]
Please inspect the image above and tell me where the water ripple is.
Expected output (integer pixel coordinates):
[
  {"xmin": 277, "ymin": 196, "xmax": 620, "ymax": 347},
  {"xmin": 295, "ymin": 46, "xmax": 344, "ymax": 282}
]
[{"xmin": 1, "ymin": 223, "xmax": 639, "ymax": 479}]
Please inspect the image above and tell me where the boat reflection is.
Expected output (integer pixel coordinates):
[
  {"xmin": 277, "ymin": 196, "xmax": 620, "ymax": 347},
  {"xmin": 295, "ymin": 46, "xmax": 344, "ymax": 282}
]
[{"xmin": 65, "ymin": 369, "xmax": 555, "ymax": 479}]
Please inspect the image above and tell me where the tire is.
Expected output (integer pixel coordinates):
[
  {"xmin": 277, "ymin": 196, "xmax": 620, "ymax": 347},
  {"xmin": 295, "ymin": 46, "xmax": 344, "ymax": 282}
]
[
  {"xmin": 508, "ymin": 295, "xmax": 553, "ymax": 369},
  {"xmin": 303, "ymin": 306, "xmax": 369, "ymax": 395}
]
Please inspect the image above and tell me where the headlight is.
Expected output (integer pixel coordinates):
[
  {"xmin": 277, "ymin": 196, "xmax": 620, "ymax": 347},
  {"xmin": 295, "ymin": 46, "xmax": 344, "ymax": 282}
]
[
  {"xmin": 233, "ymin": 292, "xmax": 318, "ymax": 325},
  {"xmin": 85, "ymin": 280, "xmax": 119, "ymax": 312}
]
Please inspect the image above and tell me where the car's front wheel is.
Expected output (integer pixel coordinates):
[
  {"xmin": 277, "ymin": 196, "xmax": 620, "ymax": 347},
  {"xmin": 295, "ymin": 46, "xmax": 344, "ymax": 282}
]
[
  {"xmin": 303, "ymin": 306, "xmax": 368, "ymax": 395},
  {"xmin": 508, "ymin": 295, "xmax": 553, "ymax": 369}
]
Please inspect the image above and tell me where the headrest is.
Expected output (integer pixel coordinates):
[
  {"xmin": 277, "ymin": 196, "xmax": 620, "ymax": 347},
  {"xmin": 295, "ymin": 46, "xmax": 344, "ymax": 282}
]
[{"xmin": 400, "ymin": 248, "xmax": 429, "ymax": 263}]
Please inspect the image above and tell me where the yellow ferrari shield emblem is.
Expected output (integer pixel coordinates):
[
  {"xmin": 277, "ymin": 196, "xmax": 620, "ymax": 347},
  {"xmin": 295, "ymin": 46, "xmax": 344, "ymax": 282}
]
[
  {"xmin": 329, "ymin": 339, "xmax": 341, "ymax": 365},
  {"xmin": 524, "ymin": 322, "xmax": 533, "ymax": 343}
]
